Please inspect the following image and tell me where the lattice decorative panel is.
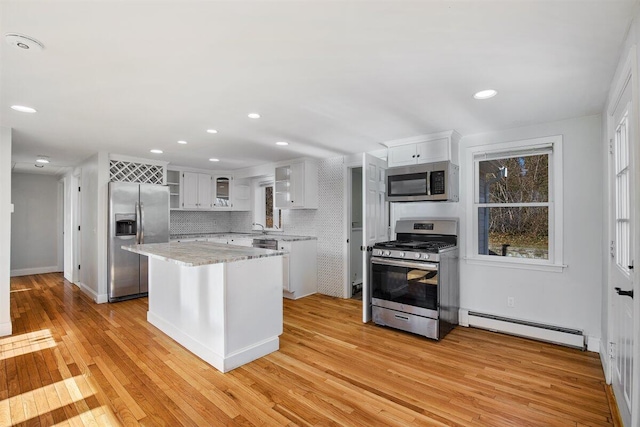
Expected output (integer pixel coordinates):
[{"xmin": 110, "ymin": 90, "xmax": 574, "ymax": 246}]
[{"xmin": 109, "ymin": 160, "xmax": 164, "ymax": 184}]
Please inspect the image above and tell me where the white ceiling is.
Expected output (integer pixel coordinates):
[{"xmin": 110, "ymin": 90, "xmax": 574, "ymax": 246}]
[{"xmin": 1, "ymin": 1, "xmax": 635, "ymax": 174}]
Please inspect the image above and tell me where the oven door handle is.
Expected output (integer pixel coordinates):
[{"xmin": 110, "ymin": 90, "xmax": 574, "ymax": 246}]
[{"xmin": 371, "ymin": 258, "xmax": 438, "ymax": 270}]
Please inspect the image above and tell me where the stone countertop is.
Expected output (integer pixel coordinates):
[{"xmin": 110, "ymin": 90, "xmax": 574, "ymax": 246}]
[
  {"xmin": 170, "ymin": 232, "xmax": 317, "ymax": 242},
  {"xmin": 122, "ymin": 241, "xmax": 286, "ymax": 267}
]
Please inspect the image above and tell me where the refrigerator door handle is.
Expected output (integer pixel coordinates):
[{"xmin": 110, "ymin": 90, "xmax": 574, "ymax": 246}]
[
  {"xmin": 135, "ymin": 202, "xmax": 141, "ymax": 244},
  {"xmin": 140, "ymin": 202, "xmax": 145, "ymax": 244}
]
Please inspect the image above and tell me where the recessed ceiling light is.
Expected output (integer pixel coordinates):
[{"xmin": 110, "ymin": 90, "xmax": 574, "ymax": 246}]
[
  {"xmin": 473, "ymin": 89, "xmax": 498, "ymax": 100},
  {"xmin": 247, "ymin": 113, "xmax": 261, "ymax": 119},
  {"xmin": 150, "ymin": 149, "xmax": 163, "ymax": 154},
  {"xmin": 5, "ymin": 33, "xmax": 44, "ymax": 51},
  {"xmin": 209, "ymin": 158, "xmax": 220, "ymax": 162},
  {"xmin": 275, "ymin": 141, "xmax": 289, "ymax": 146},
  {"xmin": 36, "ymin": 158, "xmax": 49, "ymax": 164},
  {"xmin": 11, "ymin": 105, "xmax": 37, "ymax": 113},
  {"xmin": 177, "ymin": 140, "xmax": 187, "ymax": 145},
  {"xmin": 206, "ymin": 129, "xmax": 218, "ymax": 134}
]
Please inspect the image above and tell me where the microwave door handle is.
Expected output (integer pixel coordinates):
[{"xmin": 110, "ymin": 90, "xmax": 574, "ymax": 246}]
[
  {"xmin": 426, "ymin": 171, "xmax": 431, "ymax": 196},
  {"xmin": 372, "ymin": 258, "xmax": 438, "ymax": 270}
]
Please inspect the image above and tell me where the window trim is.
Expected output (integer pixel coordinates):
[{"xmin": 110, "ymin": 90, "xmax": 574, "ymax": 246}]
[{"xmin": 465, "ymin": 135, "xmax": 565, "ymax": 272}]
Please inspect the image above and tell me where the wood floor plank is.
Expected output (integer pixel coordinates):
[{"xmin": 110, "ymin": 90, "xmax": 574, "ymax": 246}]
[{"xmin": 3, "ymin": 273, "xmax": 621, "ymax": 426}]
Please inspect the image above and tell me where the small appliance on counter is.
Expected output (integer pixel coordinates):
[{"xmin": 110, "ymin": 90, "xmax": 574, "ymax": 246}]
[
  {"xmin": 371, "ymin": 218, "xmax": 459, "ymax": 340},
  {"xmin": 108, "ymin": 182, "xmax": 169, "ymax": 302}
]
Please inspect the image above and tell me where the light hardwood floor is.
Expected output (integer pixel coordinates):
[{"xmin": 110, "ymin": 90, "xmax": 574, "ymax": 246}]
[{"xmin": 2, "ymin": 273, "xmax": 617, "ymax": 426}]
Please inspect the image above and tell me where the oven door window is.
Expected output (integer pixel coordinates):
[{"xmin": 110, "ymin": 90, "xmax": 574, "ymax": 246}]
[
  {"xmin": 372, "ymin": 262, "xmax": 438, "ymax": 311},
  {"xmin": 388, "ymin": 172, "xmax": 428, "ymax": 197}
]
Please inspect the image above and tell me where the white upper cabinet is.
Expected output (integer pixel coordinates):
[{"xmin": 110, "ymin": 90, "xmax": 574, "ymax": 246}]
[
  {"xmin": 386, "ymin": 130, "xmax": 461, "ymax": 168},
  {"xmin": 181, "ymin": 171, "xmax": 212, "ymax": 209},
  {"xmin": 198, "ymin": 173, "xmax": 213, "ymax": 208},
  {"xmin": 275, "ymin": 160, "xmax": 318, "ymax": 209},
  {"xmin": 231, "ymin": 179, "xmax": 251, "ymax": 211},
  {"xmin": 166, "ymin": 169, "xmax": 181, "ymax": 210}
]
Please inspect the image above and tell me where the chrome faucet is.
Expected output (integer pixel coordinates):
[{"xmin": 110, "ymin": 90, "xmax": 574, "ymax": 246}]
[{"xmin": 252, "ymin": 222, "xmax": 266, "ymax": 234}]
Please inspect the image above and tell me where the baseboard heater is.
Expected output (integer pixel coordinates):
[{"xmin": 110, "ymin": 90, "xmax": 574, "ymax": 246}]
[{"xmin": 467, "ymin": 311, "xmax": 585, "ymax": 350}]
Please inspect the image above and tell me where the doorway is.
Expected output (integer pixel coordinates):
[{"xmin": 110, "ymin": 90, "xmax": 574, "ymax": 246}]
[
  {"xmin": 348, "ymin": 167, "xmax": 363, "ymax": 299},
  {"xmin": 607, "ymin": 50, "xmax": 638, "ymax": 427}
]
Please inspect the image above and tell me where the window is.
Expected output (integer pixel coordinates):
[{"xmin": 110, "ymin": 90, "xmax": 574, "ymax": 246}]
[
  {"xmin": 253, "ymin": 178, "xmax": 282, "ymax": 230},
  {"xmin": 614, "ymin": 111, "xmax": 631, "ymax": 272},
  {"xmin": 264, "ymin": 185, "xmax": 282, "ymax": 229},
  {"xmin": 468, "ymin": 136, "xmax": 563, "ymax": 270}
]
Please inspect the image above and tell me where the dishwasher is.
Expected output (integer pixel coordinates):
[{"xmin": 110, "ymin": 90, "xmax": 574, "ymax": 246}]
[
  {"xmin": 252, "ymin": 238, "xmax": 278, "ymax": 250},
  {"xmin": 252, "ymin": 238, "xmax": 290, "ymax": 292}
]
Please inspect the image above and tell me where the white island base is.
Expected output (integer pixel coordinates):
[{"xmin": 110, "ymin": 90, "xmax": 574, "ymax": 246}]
[{"xmin": 146, "ymin": 255, "xmax": 283, "ymax": 373}]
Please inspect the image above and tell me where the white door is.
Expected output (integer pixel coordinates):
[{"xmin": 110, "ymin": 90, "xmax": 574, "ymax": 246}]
[
  {"xmin": 610, "ymin": 77, "xmax": 635, "ymax": 426},
  {"xmin": 362, "ymin": 153, "xmax": 387, "ymax": 323}
]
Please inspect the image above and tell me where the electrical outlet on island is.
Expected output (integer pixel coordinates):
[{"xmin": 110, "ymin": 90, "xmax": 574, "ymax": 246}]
[{"xmin": 507, "ymin": 296, "xmax": 515, "ymax": 308}]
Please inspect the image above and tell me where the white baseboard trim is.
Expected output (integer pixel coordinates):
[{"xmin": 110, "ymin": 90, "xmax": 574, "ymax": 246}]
[
  {"xmin": 10, "ymin": 266, "xmax": 61, "ymax": 277},
  {"xmin": 148, "ymin": 311, "xmax": 279, "ymax": 373},
  {"xmin": 0, "ymin": 322, "xmax": 12, "ymax": 337},
  {"xmin": 586, "ymin": 336, "xmax": 600, "ymax": 353},
  {"xmin": 460, "ymin": 308, "xmax": 586, "ymax": 350},
  {"xmin": 600, "ymin": 339, "xmax": 612, "ymax": 383},
  {"xmin": 284, "ymin": 290, "xmax": 317, "ymax": 300},
  {"xmin": 76, "ymin": 281, "xmax": 108, "ymax": 304}
]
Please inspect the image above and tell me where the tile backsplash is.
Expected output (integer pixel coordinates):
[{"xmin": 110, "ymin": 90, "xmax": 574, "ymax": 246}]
[
  {"xmin": 170, "ymin": 210, "xmax": 231, "ymax": 234},
  {"xmin": 230, "ymin": 211, "xmax": 253, "ymax": 233}
]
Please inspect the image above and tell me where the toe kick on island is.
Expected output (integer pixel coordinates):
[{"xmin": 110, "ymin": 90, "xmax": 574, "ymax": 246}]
[{"xmin": 123, "ymin": 241, "xmax": 285, "ymax": 373}]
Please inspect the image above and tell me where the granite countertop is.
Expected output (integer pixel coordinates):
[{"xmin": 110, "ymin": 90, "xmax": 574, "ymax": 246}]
[
  {"xmin": 122, "ymin": 241, "xmax": 286, "ymax": 267},
  {"xmin": 170, "ymin": 232, "xmax": 317, "ymax": 242}
]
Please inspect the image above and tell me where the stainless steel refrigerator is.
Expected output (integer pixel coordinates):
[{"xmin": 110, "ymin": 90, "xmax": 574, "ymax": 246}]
[{"xmin": 108, "ymin": 182, "xmax": 169, "ymax": 302}]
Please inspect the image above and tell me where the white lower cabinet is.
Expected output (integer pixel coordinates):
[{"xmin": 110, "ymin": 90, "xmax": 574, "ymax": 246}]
[{"xmin": 279, "ymin": 240, "xmax": 317, "ymax": 299}]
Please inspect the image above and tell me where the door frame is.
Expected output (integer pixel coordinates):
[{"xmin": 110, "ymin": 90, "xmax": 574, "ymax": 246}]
[
  {"xmin": 342, "ymin": 155, "xmax": 363, "ymax": 299},
  {"xmin": 605, "ymin": 45, "xmax": 640, "ymax": 427}
]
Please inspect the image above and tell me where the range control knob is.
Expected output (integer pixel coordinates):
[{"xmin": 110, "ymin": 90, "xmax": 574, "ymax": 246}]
[
  {"xmin": 414, "ymin": 253, "xmax": 421, "ymax": 259},
  {"xmin": 398, "ymin": 252, "xmax": 405, "ymax": 258},
  {"xmin": 422, "ymin": 253, "xmax": 430, "ymax": 259},
  {"xmin": 383, "ymin": 250, "xmax": 391, "ymax": 256}
]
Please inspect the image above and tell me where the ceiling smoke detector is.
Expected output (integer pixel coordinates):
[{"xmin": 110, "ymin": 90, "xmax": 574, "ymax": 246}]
[{"xmin": 5, "ymin": 33, "xmax": 44, "ymax": 51}]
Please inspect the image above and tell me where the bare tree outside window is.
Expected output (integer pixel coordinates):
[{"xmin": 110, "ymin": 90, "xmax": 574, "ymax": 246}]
[
  {"xmin": 265, "ymin": 186, "xmax": 281, "ymax": 229},
  {"xmin": 478, "ymin": 154, "xmax": 549, "ymax": 259}
]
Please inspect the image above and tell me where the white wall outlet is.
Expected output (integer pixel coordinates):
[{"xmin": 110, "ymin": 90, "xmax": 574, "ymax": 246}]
[
  {"xmin": 507, "ymin": 296, "xmax": 515, "ymax": 308},
  {"xmin": 212, "ymin": 220, "xmax": 217, "ymax": 226}
]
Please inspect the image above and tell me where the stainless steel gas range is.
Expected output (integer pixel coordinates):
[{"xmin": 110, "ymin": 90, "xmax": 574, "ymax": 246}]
[{"xmin": 371, "ymin": 219, "xmax": 459, "ymax": 340}]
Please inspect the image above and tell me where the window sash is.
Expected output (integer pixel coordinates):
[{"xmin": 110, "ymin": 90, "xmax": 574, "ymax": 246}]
[{"xmin": 473, "ymin": 145, "xmax": 555, "ymax": 264}]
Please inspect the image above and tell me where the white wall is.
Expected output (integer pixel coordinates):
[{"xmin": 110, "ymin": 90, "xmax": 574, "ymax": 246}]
[
  {"xmin": 393, "ymin": 115, "xmax": 604, "ymax": 347},
  {"xmin": 10, "ymin": 173, "xmax": 62, "ymax": 276},
  {"xmin": 62, "ymin": 172, "xmax": 78, "ymax": 281},
  {"xmin": 282, "ymin": 157, "xmax": 345, "ymax": 297},
  {"xmin": 0, "ymin": 127, "xmax": 12, "ymax": 336},
  {"xmin": 77, "ymin": 152, "xmax": 109, "ymax": 303}
]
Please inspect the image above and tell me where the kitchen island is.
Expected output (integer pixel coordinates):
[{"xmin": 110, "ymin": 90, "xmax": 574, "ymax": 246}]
[{"xmin": 123, "ymin": 241, "xmax": 285, "ymax": 373}]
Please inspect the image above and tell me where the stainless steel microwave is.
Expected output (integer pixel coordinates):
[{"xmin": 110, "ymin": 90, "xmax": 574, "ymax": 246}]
[{"xmin": 386, "ymin": 161, "xmax": 459, "ymax": 202}]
